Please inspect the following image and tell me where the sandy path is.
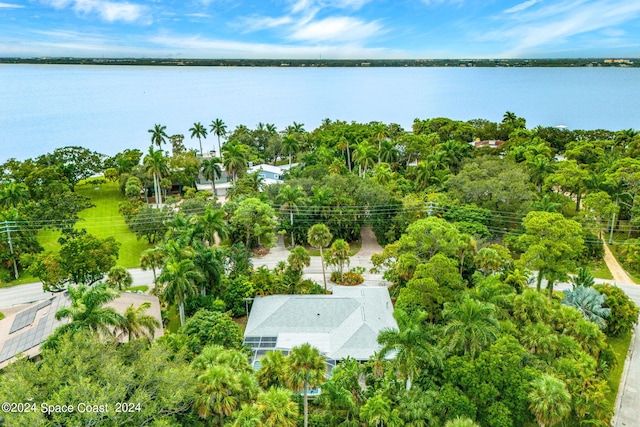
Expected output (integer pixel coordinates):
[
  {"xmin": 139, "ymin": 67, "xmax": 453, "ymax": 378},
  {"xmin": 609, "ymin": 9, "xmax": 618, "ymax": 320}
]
[{"xmin": 603, "ymin": 242, "xmax": 635, "ymax": 285}]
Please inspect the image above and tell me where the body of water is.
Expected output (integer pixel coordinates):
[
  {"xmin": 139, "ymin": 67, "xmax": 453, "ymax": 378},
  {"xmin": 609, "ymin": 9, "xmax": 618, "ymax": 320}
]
[{"xmin": 1, "ymin": 64, "xmax": 639, "ymax": 160}]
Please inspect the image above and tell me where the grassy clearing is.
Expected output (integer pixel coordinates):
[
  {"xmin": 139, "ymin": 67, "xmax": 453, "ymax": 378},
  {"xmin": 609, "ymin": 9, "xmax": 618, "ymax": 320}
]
[
  {"xmin": 587, "ymin": 261, "xmax": 614, "ymax": 280},
  {"xmin": 605, "ymin": 330, "xmax": 633, "ymax": 410},
  {"xmin": 37, "ymin": 181, "xmax": 150, "ymax": 268}
]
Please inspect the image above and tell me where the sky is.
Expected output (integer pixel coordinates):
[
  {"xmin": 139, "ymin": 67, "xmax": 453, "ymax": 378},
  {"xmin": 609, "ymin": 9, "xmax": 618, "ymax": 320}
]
[{"xmin": 1, "ymin": 0, "xmax": 639, "ymax": 59}]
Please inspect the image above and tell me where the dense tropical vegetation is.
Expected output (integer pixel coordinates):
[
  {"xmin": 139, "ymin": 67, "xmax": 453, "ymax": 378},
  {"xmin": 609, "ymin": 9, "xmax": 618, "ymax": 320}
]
[{"xmin": 0, "ymin": 113, "xmax": 639, "ymax": 426}]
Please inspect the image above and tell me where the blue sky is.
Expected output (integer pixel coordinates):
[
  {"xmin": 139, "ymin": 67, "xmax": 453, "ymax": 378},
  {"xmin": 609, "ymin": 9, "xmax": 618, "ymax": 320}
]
[{"xmin": 1, "ymin": 0, "xmax": 639, "ymax": 58}]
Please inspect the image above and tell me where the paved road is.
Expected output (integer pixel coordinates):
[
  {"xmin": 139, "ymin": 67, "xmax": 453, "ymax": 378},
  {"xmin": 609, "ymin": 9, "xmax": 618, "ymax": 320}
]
[{"xmin": 0, "ymin": 268, "xmax": 156, "ymax": 309}]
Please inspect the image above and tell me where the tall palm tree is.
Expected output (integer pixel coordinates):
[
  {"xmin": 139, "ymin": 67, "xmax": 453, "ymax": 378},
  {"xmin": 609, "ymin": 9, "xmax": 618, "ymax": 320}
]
[
  {"xmin": 222, "ymin": 142, "xmax": 248, "ymax": 182},
  {"xmin": 337, "ymin": 137, "xmax": 352, "ymax": 171},
  {"xmin": 210, "ymin": 118, "xmax": 227, "ymax": 156},
  {"xmin": 140, "ymin": 247, "xmax": 166, "ymax": 281},
  {"xmin": 378, "ymin": 309, "xmax": 443, "ymax": 391},
  {"xmin": 442, "ymin": 295, "xmax": 501, "ymax": 358},
  {"xmin": 379, "ymin": 139, "xmax": 399, "ymax": 164},
  {"xmin": 277, "ymin": 184, "xmax": 306, "ymax": 246},
  {"xmin": 352, "ymin": 142, "xmax": 377, "ymax": 177},
  {"xmin": 190, "ymin": 122, "xmax": 208, "ymax": 156},
  {"xmin": 197, "ymin": 206, "xmax": 229, "ymax": 246},
  {"xmin": 281, "ymin": 134, "xmax": 300, "ymax": 168},
  {"xmin": 116, "ymin": 301, "xmax": 160, "ymax": 342},
  {"xmin": 287, "ymin": 343, "xmax": 326, "ymax": 427},
  {"xmin": 148, "ymin": 124, "xmax": 168, "ymax": 148},
  {"xmin": 528, "ymin": 374, "xmax": 571, "ymax": 427},
  {"xmin": 47, "ymin": 283, "xmax": 123, "ymax": 347},
  {"xmin": 144, "ymin": 146, "xmax": 169, "ymax": 207},
  {"xmin": 307, "ymin": 224, "xmax": 333, "ymax": 291},
  {"xmin": 193, "ymin": 246, "xmax": 224, "ymax": 297},
  {"xmin": 255, "ymin": 387, "xmax": 299, "ymax": 427},
  {"xmin": 201, "ymin": 157, "xmax": 223, "ymax": 196},
  {"xmin": 156, "ymin": 258, "xmax": 203, "ymax": 326}
]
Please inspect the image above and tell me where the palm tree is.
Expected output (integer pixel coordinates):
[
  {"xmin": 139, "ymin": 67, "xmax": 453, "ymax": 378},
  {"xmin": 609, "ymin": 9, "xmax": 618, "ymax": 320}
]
[
  {"xmin": 256, "ymin": 350, "xmax": 289, "ymax": 390},
  {"xmin": 562, "ymin": 285, "xmax": 611, "ymax": 329},
  {"xmin": 201, "ymin": 157, "xmax": 223, "ymax": 196},
  {"xmin": 528, "ymin": 374, "xmax": 571, "ymax": 427},
  {"xmin": 190, "ymin": 121, "xmax": 208, "ymax": 156},
  {"xmin": 232, "ymin": 404, "xmax": 263, "ymax": 427},
  {"xmin": 287, "ymin": 343, "xmax": 326, "ymax": 427},
  {"xmin": 0, "ymin": 182, "xmax": 29, "ymax": 208},
  {"xmin": 288, "ymin": 246, "xmax": 311, "ymax": 274},
  {"xmin": 193, "ymin": 246, "xmax": 225, "ymax": 297},
  {"xmin": 255, "ymin": 387, "xmax": 298, "ymax": 427},
  {"xmin": 222, "ymin": 142, "xmax": 248, "ymax": 182},
  {"xmin": 571, "ymin": 267, "xmax": 595, "ymax": 288},
  {"xmin": 352, "ymin": 142, "xmax": 377, "ymax": 177},
  {"xmin": 307, "ymin": 224, "xmax": 333, "ymax": 291},
  {"xmin": 281, "ymin": 134, "xmax": 300, "ymax": 168},
  {"xmin": 156, "ymin": 258, "xmax": 203, "ymax": 326},
  {"xmin": 116, "ymin": 301, "xmax": 160, "ymax": 342},
  {"xmin": 379, "ymin": 139, "xmax": 399, "ymax": 164},
  {"xmin": 327, "ymin": 238, "xmax": 350, "ymax": 283},
  {"xmin": 444, "ymin": 416, "xmax": 481, "ymax": 427},
  {"xmin": 277, "ymin": 184, "xmax": 306, "ymax": 246},
  {"xmin": 378, "ymin": 309, "xmax": 443, "ymax": 391},
  {"xmin": 106, "ymin": 265, "xmax": 133, "ymax": 290},
  {"xmin": 195, "ymin": 364, "xmax": 244, "ymax": 424},
  {"xmin": 144, "ymin": 146, "xmax": 169, "ymax": 207},
  {"xmin": 197, "ymin": 206, "xmax": 229, "ymax": 246},
  {"xmin": 210, "ymin": 118, "xmax": 227, "ymax": 156},
  {"xmin": 337, "ymin": 137, "xmax": 352, "ymax": 171},
  {"xmin": 359, "ymin": 392, "xmax": 402, "ymax": 427},
  {"xmin": 148, "ymin": 124, "xmax": 168, "ymax": 148},
  {"xmin": 140, "ymin": 247, "xmax": 165, "ymax": 281},
  {"xmin": 47, "ymin": 283, "xmax": 123, "ymax": 346},
  {"xmin": 442, "ymin": 295, "xmax": 500, "ymax": 358}
]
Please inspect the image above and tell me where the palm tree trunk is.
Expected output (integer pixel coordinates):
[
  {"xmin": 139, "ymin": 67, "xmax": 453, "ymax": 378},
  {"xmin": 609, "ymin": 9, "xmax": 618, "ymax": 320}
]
[
  {"xmin": 211, "ymin": 181, "xmax": 216, "ymax": 197},
  {"xmin": 198, "ymin": 137, "xmax": 203, "ymax": 157},
  {"xmin": 547, "ymin": 279, "xmax": 555, "ymax": 300},
  {"xmin": 179, "ymin": 302, "xmax": 186, "ymax": 326},
  {"xmin": 290, "ymin": 211, "xmax": 295, "ymax": 247},
  {"xmin": 303, "ymin": 380, "xmax": 309, "ymax": 427},
  {"xmin": 217, "ymin": 136, "xmax": 221, "ymax": 157},
  {"xmin": 289, "ymin": 154, "xmax": 292, "ymax": 168},
  {"xmin": 347, "ymin": 147, "xmax": 352, "ymax": 171},
  {"xmin": 320, "ymin": 247, "xmax": 327, "ymax": 291}
]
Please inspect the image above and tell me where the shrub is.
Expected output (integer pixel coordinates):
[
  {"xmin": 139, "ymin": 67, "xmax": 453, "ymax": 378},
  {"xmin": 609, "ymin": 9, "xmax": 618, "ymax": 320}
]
[{"xmin": 594, "ymin": 283, "xmax": 639, "ymax": 337}]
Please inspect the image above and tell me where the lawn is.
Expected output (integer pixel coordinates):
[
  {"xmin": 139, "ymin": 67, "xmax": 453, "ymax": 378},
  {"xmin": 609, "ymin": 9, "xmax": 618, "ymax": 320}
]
[
  {"xmin": 37, "ymin": 181, "xmax": 150, "ymax": 268},
  {"xmin": 586, "ymin": 261, "xmax": 613, "ymax": 280},
  {"xmin": 605, "ymin": 330, "xmax": 633, "ymax": 411}
]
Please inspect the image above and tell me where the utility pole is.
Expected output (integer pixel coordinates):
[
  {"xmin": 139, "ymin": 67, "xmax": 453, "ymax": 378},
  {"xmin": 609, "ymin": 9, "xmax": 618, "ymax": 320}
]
[{"xmin": 3, "ymin": 221, "xmax": 19, "ymax": 279}]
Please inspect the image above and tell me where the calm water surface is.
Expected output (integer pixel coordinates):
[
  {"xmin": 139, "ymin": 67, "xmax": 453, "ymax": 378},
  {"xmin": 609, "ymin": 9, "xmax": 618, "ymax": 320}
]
[{"xmin": 1, "ymin": 64, "xmax": 639, "ymax": 160}]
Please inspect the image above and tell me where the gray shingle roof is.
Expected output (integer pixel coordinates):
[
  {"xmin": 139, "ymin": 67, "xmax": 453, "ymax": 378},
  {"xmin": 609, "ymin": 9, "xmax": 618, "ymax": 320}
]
[{"xmin": 244, "ymin": 286, "xmax": 397, "ymax": 361}]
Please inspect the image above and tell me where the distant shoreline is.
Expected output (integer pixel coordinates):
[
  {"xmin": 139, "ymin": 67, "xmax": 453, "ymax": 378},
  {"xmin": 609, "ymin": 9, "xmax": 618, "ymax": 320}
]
[{"xmin": 0, "ymin": 57, "xmax": 637, "ymax": 68}]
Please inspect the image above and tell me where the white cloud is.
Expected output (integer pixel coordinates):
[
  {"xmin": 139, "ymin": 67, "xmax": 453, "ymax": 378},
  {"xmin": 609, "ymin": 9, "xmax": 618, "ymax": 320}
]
[
  {"xmin": 0, "ymin": 2, "xmax": 24, "ymax": 8},
  {"xmin": 41, "ymin": 0, "xmax": 149, "ymax": 23},
  {"xmin": 503, "ymin": 0, "xmax": 542, "ymax": 14},
  {"xmin": 240, "ymin": 15, "xmax": 295, "ymax": 32},
  {"xmin": 601, "ymin": 27, "xmax": 625, "ymax": 37},
  {"xmin": 290, "ymin": 16, "xmax": 382, "ymax": 43},
  {"xmin": 149, "ymin": 33, "xmax": 399, "ymax": 58},
  {"xmin": 481, "ymin": 0, "xmax": 640, "ymax": 56}
]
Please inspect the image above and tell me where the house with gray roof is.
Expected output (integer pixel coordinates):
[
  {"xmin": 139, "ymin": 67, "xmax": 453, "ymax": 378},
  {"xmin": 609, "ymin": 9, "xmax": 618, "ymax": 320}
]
[{"xmin": 243, "ymin": 286, "xmax": 397, "ymax": 369}]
